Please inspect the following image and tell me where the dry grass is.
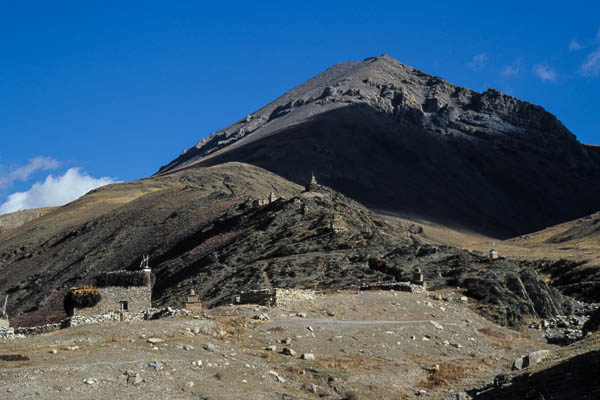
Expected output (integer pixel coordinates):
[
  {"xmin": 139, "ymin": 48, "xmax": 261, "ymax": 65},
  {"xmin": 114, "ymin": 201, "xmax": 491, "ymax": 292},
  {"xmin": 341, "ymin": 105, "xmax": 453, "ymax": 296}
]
[
  {"xmin": 316, "ymin": 354, "xmax": 392, "ymax": 372},
  {"xmin": 420, "ymin": 361, "xmax": 476, "ymax": 389},
  {"xmin": 478, "ymin": 327, "xmax": 506, "ymax": 338},
  {"xmin": 477, "ymin": 327, "xmax": 516, "ymax": 350},
  {"xmin": 212, "ymin": 316, "xmax": 252, "ymax": 342}
]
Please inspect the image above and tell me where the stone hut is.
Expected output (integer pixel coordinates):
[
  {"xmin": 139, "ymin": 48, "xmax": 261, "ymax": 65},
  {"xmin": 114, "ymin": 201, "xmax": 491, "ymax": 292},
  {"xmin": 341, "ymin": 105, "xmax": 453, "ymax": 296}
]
[{"xmin": 65, "ymin": 268, "xmax": 154, "ymax": 317}]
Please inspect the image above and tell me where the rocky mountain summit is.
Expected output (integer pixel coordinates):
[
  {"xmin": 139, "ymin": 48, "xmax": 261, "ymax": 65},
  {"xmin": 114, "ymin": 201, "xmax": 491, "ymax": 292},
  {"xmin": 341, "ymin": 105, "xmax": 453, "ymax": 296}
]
[{"xmin": 158, "ymin": 54, "xmax": 600, "ymax": 238}]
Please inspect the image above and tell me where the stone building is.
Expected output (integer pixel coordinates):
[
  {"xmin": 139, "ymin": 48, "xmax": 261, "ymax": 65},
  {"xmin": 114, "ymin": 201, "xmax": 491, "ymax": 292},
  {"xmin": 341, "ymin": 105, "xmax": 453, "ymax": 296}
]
[{"xmin": 65, "ymin": 268, "xmax": 154, "ymax": 317}]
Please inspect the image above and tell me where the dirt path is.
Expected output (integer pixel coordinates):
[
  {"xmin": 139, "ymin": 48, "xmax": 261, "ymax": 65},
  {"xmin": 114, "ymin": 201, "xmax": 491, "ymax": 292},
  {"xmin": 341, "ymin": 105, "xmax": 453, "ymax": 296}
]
[{"xmin": 269, "ymin": 317, "xmax": 464, "ymax": 329}]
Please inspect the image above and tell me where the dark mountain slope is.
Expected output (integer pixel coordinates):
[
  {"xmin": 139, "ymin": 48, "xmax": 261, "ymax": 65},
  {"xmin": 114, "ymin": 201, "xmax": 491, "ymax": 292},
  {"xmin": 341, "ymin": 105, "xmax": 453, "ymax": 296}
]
[
  {"xmin": 0, "ymin": 163, "xmax": 575, "ymax": 329},
  {"xmin": 158, "ymin": 55, "xmax": 600, "ymax": 238}
]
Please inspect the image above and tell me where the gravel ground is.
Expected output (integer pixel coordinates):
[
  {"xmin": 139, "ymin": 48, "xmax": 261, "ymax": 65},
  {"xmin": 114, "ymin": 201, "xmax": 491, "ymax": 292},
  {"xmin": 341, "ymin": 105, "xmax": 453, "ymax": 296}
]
[{"xmin": 0, "ymin": 289, "xmax": 552, "ymax": 399}]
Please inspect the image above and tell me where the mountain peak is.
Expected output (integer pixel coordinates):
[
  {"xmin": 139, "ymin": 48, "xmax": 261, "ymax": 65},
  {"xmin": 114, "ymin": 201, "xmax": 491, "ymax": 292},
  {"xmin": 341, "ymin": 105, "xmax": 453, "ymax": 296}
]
[
  {"xmin": 157, "ymin": 55, "xmax": 600, "ymax": 237},
  {"xmin": 159, "ymin": 54, "xmax": 576, "ymax": 175}
]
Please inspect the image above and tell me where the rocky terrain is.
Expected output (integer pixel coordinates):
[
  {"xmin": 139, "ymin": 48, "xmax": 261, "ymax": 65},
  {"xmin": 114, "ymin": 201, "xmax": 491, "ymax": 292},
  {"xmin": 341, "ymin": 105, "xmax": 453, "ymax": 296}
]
[
  {"xmin": 407, "ymin": 210, "xmax": 600, "ymax": 305},
  {"xmin": 476, "ymin": 330, "xmax": 600, "ymax": 399},
  {"xmin": 3, "ymin": 288, "xmax": 595, "ymax": 400},
  {"xmin": 158, "ymin": 54, "xmax": 600, "ymax": 238},
  {"xmin": 511, "ymin": 212, "xmax": 600, "ymax": 303}
]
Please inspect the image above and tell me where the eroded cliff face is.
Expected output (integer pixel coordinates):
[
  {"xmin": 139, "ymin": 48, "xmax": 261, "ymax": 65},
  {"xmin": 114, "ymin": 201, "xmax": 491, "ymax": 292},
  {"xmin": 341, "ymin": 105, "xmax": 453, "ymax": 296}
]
[{"xmin": 157, "ymin": 55, "xmax": 600, "ymax": 238}]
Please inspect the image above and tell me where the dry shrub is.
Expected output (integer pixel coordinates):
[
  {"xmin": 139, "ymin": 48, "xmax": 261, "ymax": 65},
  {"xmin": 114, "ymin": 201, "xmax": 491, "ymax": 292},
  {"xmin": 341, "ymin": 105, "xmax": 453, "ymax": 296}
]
[
  {"xmin": 343, "ymin": 391, "xmax": 360, "ymax": 400},
  {"xmin": 214, "ymin": 372, "xmax": 224, "ymax": 381},
  {"xmin": 107, "ymin": 333, "xmax": 129, "ymax": 344},
  {"xmin": 478, "ymin": 327, "xmax": 514, "ymax": 349},
  {"xmin": 421, "ymin": 361, "xmax": 475, "ymax": 389},
  {"xmin": 214, "ymin": 316, "xmax": 251, "ymax": 341},
  {"xmin": 478, "ymin": 327, "xmax": 506, "ymax": 338},
  {"xmin": 317, "ymin": 354, "xmax": 388, "ymax": 372},
  {"xmin": 94, "ymin": 271, "xmax": 154, "ymax": 288},
  {"xmin": 0, "ymin": 354, "xmax": 29, "ymax": 361},
  {"xmin": 286, "ymin": 365, "xmax": 304, "ymax": 375},
  {"xmin": 267, "ymin": 326, "xmax": 286, "ymax": 333},
  {"xmin": 63, "ymin": 286, "xmax": 101, "ymax": 314}
]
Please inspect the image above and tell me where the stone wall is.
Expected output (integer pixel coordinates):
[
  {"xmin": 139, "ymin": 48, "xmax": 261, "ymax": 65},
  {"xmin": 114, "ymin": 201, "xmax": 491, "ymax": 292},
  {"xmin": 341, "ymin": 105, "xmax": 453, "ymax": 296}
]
[
  {"xmin": 358, "ymin": 281, "xmax": 427, "ymax": 293},
  {"xmin": 238, "ymin": 289, "xmax": 316, "ymax": 306},
  {"xmin": 66, "ymin": 310, "xmax": 149, "ymax": 327},
  {"xmin": 15, "ymin": 323, "xmax": 62, "ymax": 336},
  {"xmin": 0, "ymin": 327, "xmax": 24, "ymax": 341},
  {"xmin": 73, "ymin": 286, "xmax": 151, "ymax": 317}
]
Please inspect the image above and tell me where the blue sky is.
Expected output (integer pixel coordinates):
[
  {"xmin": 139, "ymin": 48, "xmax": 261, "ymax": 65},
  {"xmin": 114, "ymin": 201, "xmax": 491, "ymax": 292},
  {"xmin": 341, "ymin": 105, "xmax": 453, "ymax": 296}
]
[{"xmin": 1, "ymin": 1, "xmax": 599, "ymax": 213}]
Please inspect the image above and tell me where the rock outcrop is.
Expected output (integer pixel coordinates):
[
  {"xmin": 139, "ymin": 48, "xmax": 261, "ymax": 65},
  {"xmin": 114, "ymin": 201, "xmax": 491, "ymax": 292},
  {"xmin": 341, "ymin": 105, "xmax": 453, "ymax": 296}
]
[
  {"xmin": 370, "ymin": 244, "xmax": 576, "ymax": 327},
  {"xmin": 583, "ymin": 307, "xmax": 600, "ymax": 335},
  {"xmin": 477, "ymin": 349, "xmax": 600, "ymax": 400},
  {"xmin": 0, "ymin": 208, "xmax": 52, "ymax": 233}
]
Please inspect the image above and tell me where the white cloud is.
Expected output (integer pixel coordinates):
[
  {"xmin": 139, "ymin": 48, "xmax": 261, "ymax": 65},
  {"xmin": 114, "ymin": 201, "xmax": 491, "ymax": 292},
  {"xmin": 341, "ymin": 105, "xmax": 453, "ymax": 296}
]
[
  {"xmin": 533, "ymin": 64, "xmax": 557, "ymax": 82},
  {"xmin": 0, "ymin": 156, "xmax": 60, "ymax": 189},
  {"xmin": 467, "ymin": 53, "xmax": 488, "ymax": 71},
  {"xmin": 581, "ymin": 47, "xmax": 600, "ymax": 77},
  {"xmin": 0, "ymin": 168, "xmax": 116, "ymax": 215},
  {"xmin": 501, "ymin": 60, "xmax": 522, "ymax": 76},
  {"xmin": 569, "ymin": 38, "xmax": 583, "ymax": 51}
]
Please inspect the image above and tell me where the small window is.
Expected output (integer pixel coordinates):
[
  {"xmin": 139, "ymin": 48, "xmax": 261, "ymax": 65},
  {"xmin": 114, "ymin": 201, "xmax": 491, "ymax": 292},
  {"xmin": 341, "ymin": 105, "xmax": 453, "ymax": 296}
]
[{"xmin": 120, "ymin": 301, "xmax": 129, "ymax": 312}]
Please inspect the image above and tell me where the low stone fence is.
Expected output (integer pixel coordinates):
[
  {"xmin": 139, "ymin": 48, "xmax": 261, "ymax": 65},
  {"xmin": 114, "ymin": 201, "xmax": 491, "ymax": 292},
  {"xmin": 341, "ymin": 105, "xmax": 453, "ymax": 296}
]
[
  {"xmin": 15, "ymin": 323, "xmax": 63, "ymax": 336},
  {"xmin": 237, "ymin": 289, "xmax": 317, "ymax": 307},
  {"xmin": 66, "ymin": 310, "xmax": 151, "ymax": 327},
  {"xmin": 0, "ymin": 323, "xmax": 66, "ymax": 341},
  {"xmin": 0, "ymin": 309, "xmax": 157, "ymax": 341},
  {"xmin": 358, "ymin": 281, "xmax": 427, "ymax": 293},
  {"xmin": 0, "ymin": 327, "xmax": 24, "ymax": 341}
]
